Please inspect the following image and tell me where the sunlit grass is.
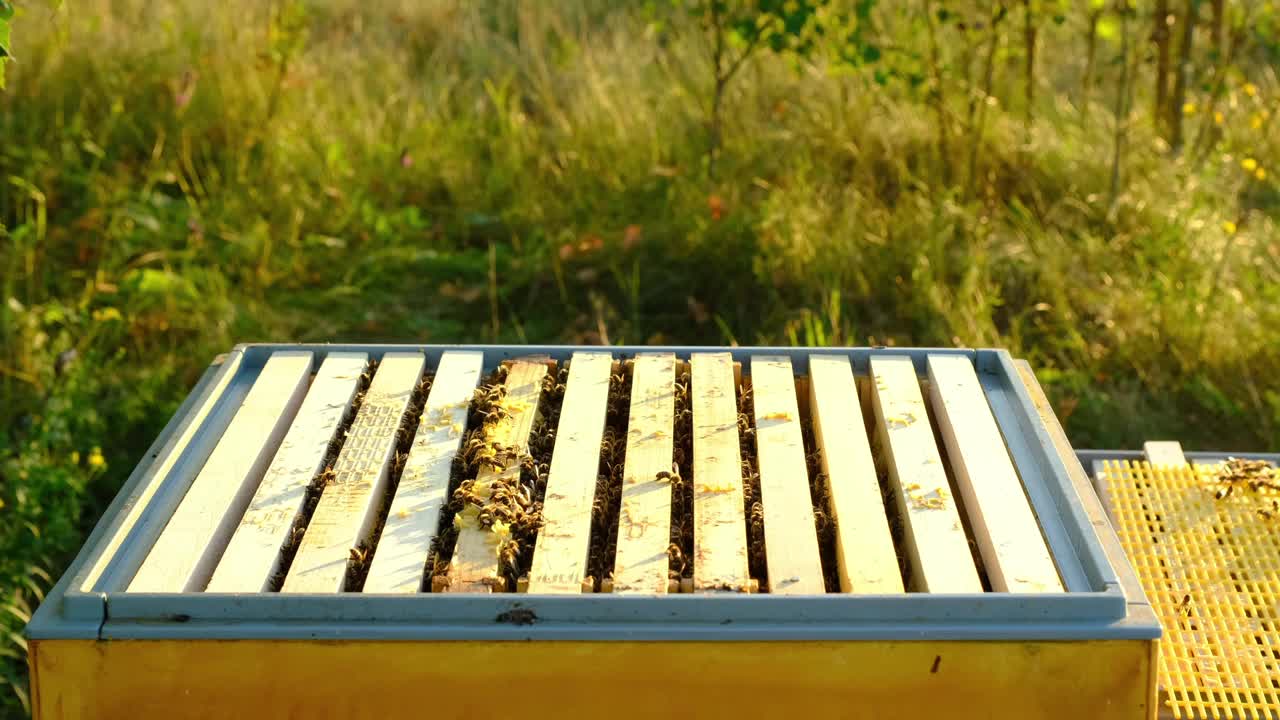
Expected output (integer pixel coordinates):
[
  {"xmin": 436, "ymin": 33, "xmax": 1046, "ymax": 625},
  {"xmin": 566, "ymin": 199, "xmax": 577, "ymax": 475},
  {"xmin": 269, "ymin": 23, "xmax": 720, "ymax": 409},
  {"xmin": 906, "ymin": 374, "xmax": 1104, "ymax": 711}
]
[{"xmin": 1, "ymin": 0, "xmax": 1278, "ymax": 713}]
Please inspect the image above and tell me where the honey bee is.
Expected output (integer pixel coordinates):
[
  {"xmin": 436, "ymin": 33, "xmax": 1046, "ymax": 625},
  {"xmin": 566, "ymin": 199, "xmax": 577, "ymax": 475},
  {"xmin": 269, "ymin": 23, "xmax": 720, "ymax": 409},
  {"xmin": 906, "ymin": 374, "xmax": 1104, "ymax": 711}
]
[
  {"xmin": 1177, "ymin": 593, "xmax": 1192, "ymax": 616},
  {"xmin": 673, "ymin": 448, "xmax": 687, "ymax": 466},
  {"xmin": 349, "ymin": 545, "xmax": 370, "ymax": 566},
  {"xmin": 497, "ymin": 539, "xmax": 520, "ymax": 571},
  {"xmin": 661, "ymin": 462, "xmax": 683, "ymax": 484},
  {"xmin": 812, "ymin": 509, "xmax": 829, "ymax": 531},
  {"xmin": 667, "ymin": 543, "xmax": 688, "ymax": 574}
]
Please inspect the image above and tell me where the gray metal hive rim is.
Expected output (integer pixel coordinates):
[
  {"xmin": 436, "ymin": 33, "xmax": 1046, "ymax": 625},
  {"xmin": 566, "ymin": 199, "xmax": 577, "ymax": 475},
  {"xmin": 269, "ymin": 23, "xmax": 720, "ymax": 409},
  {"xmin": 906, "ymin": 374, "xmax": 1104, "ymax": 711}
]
[
  {"xmin": 27, "ymin": 344, "xmax": 1160, "ymax": 643},
  {"xmin": 1078, "ymin": 449, "xmax": 1280, "ymax": 465}
]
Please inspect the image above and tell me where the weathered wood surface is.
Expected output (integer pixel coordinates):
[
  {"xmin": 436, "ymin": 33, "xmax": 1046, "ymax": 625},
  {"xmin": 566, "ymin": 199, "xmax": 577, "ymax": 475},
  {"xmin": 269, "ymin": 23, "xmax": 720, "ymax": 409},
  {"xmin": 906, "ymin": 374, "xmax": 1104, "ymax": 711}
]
[
  {"xmin": 808, "ymin": 354, "xmax": 903, "ymax": 593},
  {"xmin": 528, "ymin": 353, "xmax": 615, "ymax": 593},
  {"xmin": 363, "ymin": 351, "xmax": 484, "ymax": 593},
  {"xmin": 927, "ymin": 354, "xmax": 1062, "ymax": 593},
  {"xmin": 869, "ymin": 356, "xmax": 982, "ymax": 593},
  {"xmin": 282, "ymin": 353, "xmax": 425, "ymax": 593},
  {"xmin": 130, "ymin": 351, "xmax": 314, "ymax": 592},
  {"xmin": 690, "ymin": 353, "xmax": 750, "ymax": 592},
  {"xmin": 207, "ymin": 352, "xmax": 367, "ymax": 593},
  {"xmin": 750, "ymin": 355, "xmax": 824, "ymax": 594},
  {"xmin": 611, "ymin": 354, "xmax": 677, "ymax": 594}
]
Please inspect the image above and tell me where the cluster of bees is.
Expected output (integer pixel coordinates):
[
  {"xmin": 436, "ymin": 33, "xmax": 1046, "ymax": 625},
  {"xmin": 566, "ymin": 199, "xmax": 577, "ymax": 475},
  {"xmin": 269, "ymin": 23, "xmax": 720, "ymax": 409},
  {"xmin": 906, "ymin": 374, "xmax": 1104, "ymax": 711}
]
[
  {"xmin": 507, "ymin": 370, "xmax": 567, "ymax": 580},
  {"xmin": 801, "ymin": 418, "xmax": 840, "ymax": 592},
  {"xmin": 587, "ymin": 367, "xmax": 633, "ymax": 586},
  {"xmin": 736, "ymin": 382, "xmax": 770, "ymax": 586},
  {"xmin": 874, "ymin": 440, "xmax": 912, "ymax": 586},
  {"xmin": 428, "ymin": 367, "xmax": 511, "ymax": 587},
  {"xmin": 667, "ymin": 369, "xmax": 696, "ymax": 581},
  {"xmin": 443, "ymin": 366, "xmax": 567, "ymax": 589},
  {"xmin": 404, "ymin": 359, "xmax": 852, "ymax": 593},
  {"xmin": 266, "ymin": 359, "xmax": 378, "ymax": 592},
  {"xmin": 1209, "ymin": 457, "xmax": 1280, "ymax": 520}
]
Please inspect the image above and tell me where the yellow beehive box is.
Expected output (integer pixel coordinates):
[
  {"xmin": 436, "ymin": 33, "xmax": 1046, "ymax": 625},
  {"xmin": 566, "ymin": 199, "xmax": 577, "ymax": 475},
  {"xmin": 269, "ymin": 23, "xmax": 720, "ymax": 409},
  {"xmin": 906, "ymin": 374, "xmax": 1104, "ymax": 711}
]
[{"xmin": 28, "ymin": 345, "xmax": 1160, "ymax": 719}]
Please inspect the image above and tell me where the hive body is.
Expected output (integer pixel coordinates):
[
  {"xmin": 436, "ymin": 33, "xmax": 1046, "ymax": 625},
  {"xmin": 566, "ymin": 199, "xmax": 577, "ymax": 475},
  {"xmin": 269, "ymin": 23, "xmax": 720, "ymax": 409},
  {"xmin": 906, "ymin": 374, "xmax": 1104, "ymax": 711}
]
[{"xmin": 27, "ymin": 344, "xmax": 1160, "ymax": 719}]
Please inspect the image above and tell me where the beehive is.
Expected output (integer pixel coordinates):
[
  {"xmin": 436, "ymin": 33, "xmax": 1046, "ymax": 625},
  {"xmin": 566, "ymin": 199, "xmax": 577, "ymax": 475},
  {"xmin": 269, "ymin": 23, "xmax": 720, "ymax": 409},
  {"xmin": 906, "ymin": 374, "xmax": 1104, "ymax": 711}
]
[{"xmin": 27, "ymin": 345, "xmax": 1159, "ymax": 720}]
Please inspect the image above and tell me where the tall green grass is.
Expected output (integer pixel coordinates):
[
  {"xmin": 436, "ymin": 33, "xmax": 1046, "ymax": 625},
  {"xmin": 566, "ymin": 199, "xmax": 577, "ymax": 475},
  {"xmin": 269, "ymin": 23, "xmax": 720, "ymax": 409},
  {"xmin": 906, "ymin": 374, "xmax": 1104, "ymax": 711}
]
[{"xmin": 2, "ymin": 0, "xmax": 1278, "ymax": 713}]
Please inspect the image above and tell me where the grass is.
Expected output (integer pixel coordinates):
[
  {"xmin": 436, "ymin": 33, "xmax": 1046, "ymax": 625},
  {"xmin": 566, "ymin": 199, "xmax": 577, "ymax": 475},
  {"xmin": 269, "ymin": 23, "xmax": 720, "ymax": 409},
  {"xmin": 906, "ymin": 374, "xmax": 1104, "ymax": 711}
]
[{"xmin": 1, "ymin": 0, "xmax": 1278, "ymax": 713}]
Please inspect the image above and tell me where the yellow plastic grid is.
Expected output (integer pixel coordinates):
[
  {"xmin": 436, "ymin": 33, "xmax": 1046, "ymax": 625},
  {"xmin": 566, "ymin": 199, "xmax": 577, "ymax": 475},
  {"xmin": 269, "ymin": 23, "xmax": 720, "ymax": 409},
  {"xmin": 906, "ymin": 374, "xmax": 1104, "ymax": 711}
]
[{"xmin": 1101, "ymin": 460, "xmax": 1280, "ymax": 720}]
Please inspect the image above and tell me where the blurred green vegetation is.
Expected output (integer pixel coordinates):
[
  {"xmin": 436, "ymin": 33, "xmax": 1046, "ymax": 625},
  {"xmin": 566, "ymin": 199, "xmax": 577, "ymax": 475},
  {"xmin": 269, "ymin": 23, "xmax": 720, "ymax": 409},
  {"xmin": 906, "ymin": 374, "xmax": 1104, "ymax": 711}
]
[{"xmin": 2, "ymin": 0, "xmax": 1279, "ymax": 713}]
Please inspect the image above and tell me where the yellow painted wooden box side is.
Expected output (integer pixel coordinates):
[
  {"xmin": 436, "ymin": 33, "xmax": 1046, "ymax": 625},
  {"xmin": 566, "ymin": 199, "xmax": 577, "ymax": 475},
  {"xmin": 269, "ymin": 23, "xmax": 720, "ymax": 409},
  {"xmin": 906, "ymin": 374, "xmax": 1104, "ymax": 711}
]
[{"xmin": 31, "ymin": 637, "xmax": 1156, "ymax": 720}]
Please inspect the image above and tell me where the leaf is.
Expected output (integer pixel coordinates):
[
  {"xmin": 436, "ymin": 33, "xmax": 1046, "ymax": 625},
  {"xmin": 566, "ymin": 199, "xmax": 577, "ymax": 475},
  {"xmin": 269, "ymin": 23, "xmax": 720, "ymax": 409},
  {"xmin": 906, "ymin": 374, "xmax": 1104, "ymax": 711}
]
[
  {"xmin": 122, "ymin": 268, "xmax": 198, "ymax": 302},
  {"xmin": 0, "ymin": 15, "xmax": 10, "ymax": 89}
]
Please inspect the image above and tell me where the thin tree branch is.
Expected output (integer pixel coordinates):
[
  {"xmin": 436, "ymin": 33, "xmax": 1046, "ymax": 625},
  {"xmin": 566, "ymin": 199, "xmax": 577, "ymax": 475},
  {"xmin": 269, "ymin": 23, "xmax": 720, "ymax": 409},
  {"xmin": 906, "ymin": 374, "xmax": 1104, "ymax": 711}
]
[{"xmin": 721, "ymin": 21, "xmax": 769, "ymax": 87}]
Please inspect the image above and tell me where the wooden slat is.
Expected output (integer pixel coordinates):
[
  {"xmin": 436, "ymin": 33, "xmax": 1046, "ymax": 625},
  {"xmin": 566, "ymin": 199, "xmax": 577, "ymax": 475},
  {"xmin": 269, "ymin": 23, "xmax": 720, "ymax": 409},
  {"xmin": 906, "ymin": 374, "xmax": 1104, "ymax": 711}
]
[
  {"xmin": 282, "ymin": 353, "xmax": 425, "ymax": 593},
  {"xmin": 362, "ymin": 351, "xmax": 484, "ymax": 593},
  {"xmin": 445, "ymin": 359, "xmax": 550, "ymax": 593},
  {"xmin": 206, "ymin": 352, "xmax": 368, "ymax": 593},
  {"xmin": 129, "ymin": 351, "xmax": 314, "ymax": 592},
  {"xmin": 527, "ymin": 353, "xmax": 615, "ymax": 593},
  {"xmin": 868, "ymin": 355, "xmax": 982, "ymax": 593},
  {"xmin": 926, "ymin": 355, "xmax": 1063, "ymax": 593},
  {"xmin": 612, "ymin": 354, "xmax": 676, "ymax": 594},
  {"xmin": 79, "ymin": 352, "xmax": 245, "ymax": 593},
  {"xmin": 690, "ymin": 352, "xmax": 750, "ymax": 592},
  {"xmin": 1143, "ymin": 441, "xmax": 1188, "ymax": 467},
  {"xmin": 750, "ymin": 355, "xmax": 825, "ymax": 594},
  {"xmin": 807, "ymin": 354, "xmax": 903, "ymax": 594}
]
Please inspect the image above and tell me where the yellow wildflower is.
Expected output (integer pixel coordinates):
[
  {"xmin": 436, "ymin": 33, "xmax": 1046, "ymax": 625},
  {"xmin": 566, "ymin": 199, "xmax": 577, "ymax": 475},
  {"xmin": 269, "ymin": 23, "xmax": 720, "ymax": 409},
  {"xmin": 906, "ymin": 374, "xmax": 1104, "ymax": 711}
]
[
  {"xmin": 88, "ymin": 447, "xmax": 106, "ymax": 469},
  {"xmin": 1222, "ymin": 221, "xmax": 1238, "ymax": 235},
  {"xmin": 92, "ymin": 307, "xmax": 123, "ymax": 323},
  {"xmin": 1252, "ymin": 114, "xmax": 1264, "ymax": 130},
  {"xmin": 1242, "ymin": 158, "xmax": 1259, "ymax": 172},
  {"xmin": 1214, "ymin": 111, "xmax": 1224, "ymax": 125},
  {"xmin": 1257, "ymin": 168, "xmax": 1268, "ymax": 181},
  {"xmin": 70, "ymin": 450, "xmax": 81, "ymax": 465},
  {"xmin": 1183, "ymin": 102, "xmax": 1197, "ymax": 115},
  {"xmin": 1244, "ymin": 83, "xmax": 1258, "ymax": 97}
]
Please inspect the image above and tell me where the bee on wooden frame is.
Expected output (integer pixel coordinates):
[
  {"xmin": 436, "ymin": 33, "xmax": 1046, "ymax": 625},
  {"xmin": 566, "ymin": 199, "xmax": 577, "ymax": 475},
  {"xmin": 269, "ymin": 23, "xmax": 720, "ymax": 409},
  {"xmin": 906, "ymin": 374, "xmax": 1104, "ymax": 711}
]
[{"xmin": 348, "ymin": 545, "xmax": 370, "ymax": 567}]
